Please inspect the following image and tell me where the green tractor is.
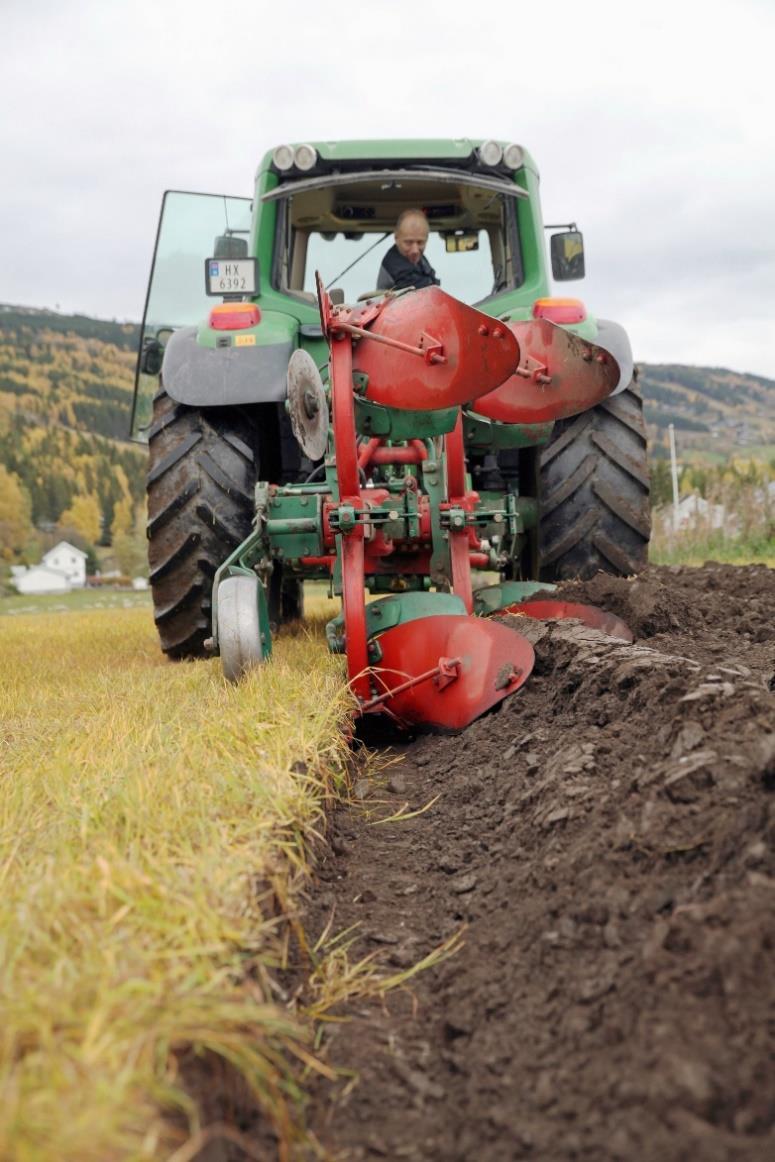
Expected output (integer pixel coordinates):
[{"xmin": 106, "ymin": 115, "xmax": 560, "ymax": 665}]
[{"xmin": 133, "ymin": 139, "xmax": 650, "ymax": 674}]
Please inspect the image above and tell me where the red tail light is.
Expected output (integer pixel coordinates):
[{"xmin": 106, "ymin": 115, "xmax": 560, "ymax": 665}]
[
  {"xmin": 209, "ymin": 302, "xmax": 261, "ymax": 330},
  {"xmin": 532, "ymin": 297, "xmax": 586, "ymax": 324}
]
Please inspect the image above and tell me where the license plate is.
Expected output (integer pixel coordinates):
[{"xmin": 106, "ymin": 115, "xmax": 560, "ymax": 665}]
[{"xmin": 205, "ymin": 257, "xmax": 257, "ymax": 295}]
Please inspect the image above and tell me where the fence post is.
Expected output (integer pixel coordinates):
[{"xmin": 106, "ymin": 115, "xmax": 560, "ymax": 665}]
[{"xmin": 669, "ymin": 423, "xmax": 680, "ymax": 533}]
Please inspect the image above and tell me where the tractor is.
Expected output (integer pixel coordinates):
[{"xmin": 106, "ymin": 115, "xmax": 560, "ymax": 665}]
[{"xmin": 132, "ymin": 139, "xmax": 649, "ymax": 729}]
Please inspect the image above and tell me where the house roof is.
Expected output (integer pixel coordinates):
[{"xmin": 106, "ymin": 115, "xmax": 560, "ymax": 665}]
[
  {"xmin": 42, "ymin": 541, "xmax": 88, "ymax": 560},
  {"xmin": 14, "ymin": 565, "xmax": 70, "ymax": 581}
]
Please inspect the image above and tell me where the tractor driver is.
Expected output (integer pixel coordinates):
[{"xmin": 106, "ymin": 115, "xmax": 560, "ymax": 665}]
[{"xmin": 377, "ymin": 209, "xmax": 440, "ymax": 292}]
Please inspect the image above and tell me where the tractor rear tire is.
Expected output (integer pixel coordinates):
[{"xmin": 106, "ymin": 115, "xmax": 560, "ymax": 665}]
[
  {"xmin": 266, "ymin": 568, "xmax": 305, "ymax": 627},
  {"xmin": 146, "ymin": 390, "xmax": 258, "ymax": 658},
  {"xmin": 538, "ymin": 381, "xmax": 651, "ymax": 580}
]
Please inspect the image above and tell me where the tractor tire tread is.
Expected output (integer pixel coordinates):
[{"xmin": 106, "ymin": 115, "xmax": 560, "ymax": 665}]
[
  {"xmin": 198, "ymin": 450, "xmax": 254, "ymax": 505},
  {"xmin": 591, "ymin": 430, "xmax": 651, "ymax": 489},
  {"xmin": 146, "ymin": 391, "xmax": 259, "ymax": 658},
  {"xmin": 539, "ymin": 383, "xmax": 650, "ymax": 580},
  {"xmin": 146, "ymin": 430, "xmax": 202, "ymax": 485},
  {"xmin": 539, "ymin": 412, "xmax": 592, "ymax": 467},
  {"xmin": 540, "ymin": 453, "xmax": 596, "ymax": 518},
  {"xmin": 146, "ymin": 479, "xmax": 200, "ymax": 537}
]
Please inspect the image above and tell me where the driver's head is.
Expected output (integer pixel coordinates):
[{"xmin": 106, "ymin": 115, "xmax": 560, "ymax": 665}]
[{"xmin": 395, "ymin": 209, "xmax": 429, "ymax": 265}]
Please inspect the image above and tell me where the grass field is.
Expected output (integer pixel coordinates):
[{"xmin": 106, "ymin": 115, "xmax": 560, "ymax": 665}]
[
  {"xmin": 4, "ymin": 550, "xmax": 771, "ymax": 1157},
  {"xmin": 648, "ymin": 499, "xmax": 773, "ymax": 568},
  {"xmin": 649, "ymin": 543, "xmax": 775, "ymax": 567},
  {"xmin": 0, "ymin": 588, "xmax": 152, "ymax": 616},
  {"xmin": 0, "ymin": 593, "xmax": 355, "ymax": 1160}
]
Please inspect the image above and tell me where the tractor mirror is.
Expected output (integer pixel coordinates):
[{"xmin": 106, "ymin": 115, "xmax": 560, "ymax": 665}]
[
  {"xmin": 213, "ymin": 234, "xmax": 248, "ymax": 259},
  {"xmin": 139, "ymin": 337, "xmax": 164, "ymax": 376},
  {"xmin": 550, "ymin": 230, "xmax": 585, "ymax": 280},
  {"xmin": 443, "ymin": 230, "xmax": 480, "ymax": 254}
]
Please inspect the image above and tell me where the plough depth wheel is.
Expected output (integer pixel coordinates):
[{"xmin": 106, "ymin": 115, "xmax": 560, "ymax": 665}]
[
  {"xmin": 217, "ymin": 574, "xmax": 267, "ymax": 682},
  {"xmin": 214, "ymin": 576, "xmax": 269, "ymax": 683}
]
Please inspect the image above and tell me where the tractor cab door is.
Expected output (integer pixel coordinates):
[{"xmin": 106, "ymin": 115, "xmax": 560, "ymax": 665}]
[{"xmin": 130, "ymin": 190, "xmax": 252, "ymax": 441}]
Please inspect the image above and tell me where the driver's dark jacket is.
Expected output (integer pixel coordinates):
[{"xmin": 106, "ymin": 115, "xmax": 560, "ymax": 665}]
[{"xmin": 377, "ymin": 245, "xmax": 440, "ymax": 291}]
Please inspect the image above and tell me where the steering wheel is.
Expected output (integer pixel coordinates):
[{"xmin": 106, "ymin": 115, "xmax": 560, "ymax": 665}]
[{"xmin": 356, "ymin": 289, "xmax": 389, "ymax": 302}]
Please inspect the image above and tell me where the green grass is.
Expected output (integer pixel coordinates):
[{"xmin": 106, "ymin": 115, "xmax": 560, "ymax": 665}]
[
  {"xmin": 0, "ymin": 588, "xmax": 152, "ymax": 615},
  {"xmin": 736, "ymin": 443, "xmax": 775, "ymax": 463},
  {"xmin": 649, "ymin": 476, "xmax": 773, "ymax": 569},
  {"xmin": 0, "ymin": 602, "xmax": 354, "ymax": 1160},
  {"xmin": 664, "ymin": 443, "xmax": 775, "ymax": 468},
  {"xmin": 649, "ymin": 541, "xmax": 775, "ymax": 568}
]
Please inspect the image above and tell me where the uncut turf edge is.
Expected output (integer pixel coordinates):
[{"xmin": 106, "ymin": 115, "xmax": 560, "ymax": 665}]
[{"xmin": 0, "ymin": 603, "xmax": 354, "ymax": 1161}]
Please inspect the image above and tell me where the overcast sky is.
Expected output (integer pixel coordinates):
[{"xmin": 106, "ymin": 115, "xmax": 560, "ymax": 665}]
[{"xmin": 3, "ymin": 0, "xmax": 774, "ymax": 377}]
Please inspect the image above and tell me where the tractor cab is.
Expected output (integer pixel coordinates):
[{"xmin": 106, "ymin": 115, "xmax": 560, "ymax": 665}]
[{"xmin": 267, "ymin": 162, "xmax": 526, "ymax": 307}]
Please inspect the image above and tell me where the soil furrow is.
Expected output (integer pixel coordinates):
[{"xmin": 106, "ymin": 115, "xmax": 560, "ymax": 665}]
[{"xmin": 301, "ymin": 564, "xmax": 775, "ymax": 1161}]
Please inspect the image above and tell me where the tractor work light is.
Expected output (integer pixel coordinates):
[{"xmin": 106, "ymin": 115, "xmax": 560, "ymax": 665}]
[
  {"xmin": 478, "ymin": 140, "xmax": 503, "ymax": 167},
  {"xmin": 209, "ymin": 302, "xmax": 261, "ymax": 330},
  {"xmin": 532, "ymin": 297, "xmax": 587, "ymax": 324},
  {"xmin": 503, "ymin": 143, "xmax": 524, "ymax": 170},
  {"xmin": 272, "ymin": 144, "xmax": 295, "ymax": 171},
  {"xmin": 293, "ymin": 143, "xmax": 318, "ymax": 171}
]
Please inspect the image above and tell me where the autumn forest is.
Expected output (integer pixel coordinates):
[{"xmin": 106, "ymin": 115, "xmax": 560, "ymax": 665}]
[{"xmin": 0, "ymin": 306, "xmax": 145, "ymax": 574}]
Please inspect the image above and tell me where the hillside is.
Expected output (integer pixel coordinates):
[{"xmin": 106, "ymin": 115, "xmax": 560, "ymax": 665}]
[
  {"xmin": 639, "ymin": 363, "xmax": 775, "ymax": 461},
  {"xmin": 0, "ymin": 304, "xmax": 140, "ymax": 440},
  {"xmin": 1, "ymin": 305, "xmax": 773, "ymax": 539},
  {"xmin": 0, "ymin": 305, "xmax": 144, "ymax": 537}
]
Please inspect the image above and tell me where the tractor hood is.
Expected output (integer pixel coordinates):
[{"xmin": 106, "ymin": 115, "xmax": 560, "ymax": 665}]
[{"xmin": 161, "ymin": 310, "xmax": 297, "ymax": 407}]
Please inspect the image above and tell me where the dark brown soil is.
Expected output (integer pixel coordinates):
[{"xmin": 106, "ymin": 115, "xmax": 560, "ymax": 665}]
[{"xmin": 300, "ymin": 564, "xmax": 775, "ymax": 1161}]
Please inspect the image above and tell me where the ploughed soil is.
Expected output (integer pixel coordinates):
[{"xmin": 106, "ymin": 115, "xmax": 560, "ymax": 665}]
[{"xmin": 297, "ymin": 563, "xmax": 775, "ymax": 1161}]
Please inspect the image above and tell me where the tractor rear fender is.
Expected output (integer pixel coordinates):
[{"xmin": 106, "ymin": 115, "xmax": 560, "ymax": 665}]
[
  {"xmin": 594, "ymin": 318, "xmax": 633, "ymax": 396},
  {"xmin": 161, "ymin": 311, "xmax": 298, "ymax": 407}
]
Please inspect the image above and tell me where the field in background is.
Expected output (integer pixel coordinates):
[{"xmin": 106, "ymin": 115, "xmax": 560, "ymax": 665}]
[
  {"xmin": 0, "ymin": 588, "xmax": 152, "ymax": 615},
  {"xmin": 649, "ymin": 538, "xmax": 775, "ymax": 568},
  {"xmin": 0, "ymin": 598, "xmax": 353, "ymax": 1160},
  {"xmin": 649, "ymin": 476, "xmax": 774, "ymax": 568}
]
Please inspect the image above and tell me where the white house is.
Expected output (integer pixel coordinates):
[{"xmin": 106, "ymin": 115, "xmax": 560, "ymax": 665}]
[
  {"xmin": 12, "ymin": 565, "xmax": 71, "ymax": 595},
  {"xmin": 41, "ymin": 541, "xmax": 88, "ymax": 588},
  {"xmin": 669, "ymin": 494, "xmax": 728, "ymax": 533}
]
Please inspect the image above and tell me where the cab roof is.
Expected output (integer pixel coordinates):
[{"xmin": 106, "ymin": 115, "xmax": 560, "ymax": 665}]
[{"xmin": 258, "ymin": 138, "xmax": 538, "ymax": 175}]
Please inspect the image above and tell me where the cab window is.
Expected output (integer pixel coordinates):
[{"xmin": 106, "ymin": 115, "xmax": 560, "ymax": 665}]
[
  {"xmin": 303, "ymin": 229, "xmax": 500, "ymax": 305},
  {"xmin": 274, "ymin": 185, "xmax": 522, "ymax": 307}
]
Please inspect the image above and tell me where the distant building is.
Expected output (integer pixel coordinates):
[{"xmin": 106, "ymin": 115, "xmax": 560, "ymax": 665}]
[
  {"xmin": 41, "ymin": 542, "xmax": 88, "ymax": 588},
  {"xmin": 669, "ymin": 494, "xmax": 727, "ymax": 533},
  {"xmin": 12, "ymin": 565, "xmax": 71, "ymax": 595},
  {"xmin": 10, "ymin": 541, "xmax": 88, "ymax": 595}
]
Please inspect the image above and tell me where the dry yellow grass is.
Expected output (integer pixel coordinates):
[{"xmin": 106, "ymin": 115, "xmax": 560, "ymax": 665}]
[{"xmin": 0, "ymin": 595, "xmax": 352, "ymax": 1160}]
